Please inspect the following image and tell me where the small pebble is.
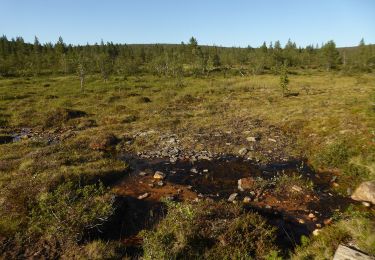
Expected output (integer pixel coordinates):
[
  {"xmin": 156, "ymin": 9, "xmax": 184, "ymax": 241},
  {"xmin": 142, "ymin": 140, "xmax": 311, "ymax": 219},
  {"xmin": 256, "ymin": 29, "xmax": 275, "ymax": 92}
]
[
  {"xmin": 243, "ymin": 196, "xmax": 252, "ymax": 203},
  {"xmin": 313, "ymin": 229, "xmax": 321, "ymax": 236},
  {"xmin": 190, "ymin": 168, "xmax": 198, "ymax": 174},
  {"xmin": 362, "ymin": 201, "xmax": 371, "ymax": 207},
  {"xmin": 138, "ymin": 193, "xmax": 150, "ymax": 200},
  {"xmin": 228, "ymin": 193, "xmax": 238, "ymax": 202},
  {"xmin": 153, "ymin": 171, "xmax": 166, "ymax": 180}
]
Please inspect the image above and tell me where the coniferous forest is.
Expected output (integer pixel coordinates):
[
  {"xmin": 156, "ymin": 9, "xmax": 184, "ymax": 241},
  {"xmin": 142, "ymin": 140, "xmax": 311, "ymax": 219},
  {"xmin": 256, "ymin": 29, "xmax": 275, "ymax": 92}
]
[{"xmin": 1, "ymin": 35, "xmax": 375, "ymax": 78}]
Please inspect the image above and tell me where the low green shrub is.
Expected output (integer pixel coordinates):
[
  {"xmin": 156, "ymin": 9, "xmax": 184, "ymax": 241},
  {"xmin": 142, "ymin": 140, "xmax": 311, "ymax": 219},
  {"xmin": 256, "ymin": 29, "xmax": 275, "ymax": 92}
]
[
  {"xmin": 142, "ymin": 201, "xmax": 279, "ymax": 259},
  {"xmin": 314, "ymin": 140, "xmax": 355, "ymax": 168},
  {"xmin": 28, "ymin": 181, "xmax": 115, "ymax": 248}
]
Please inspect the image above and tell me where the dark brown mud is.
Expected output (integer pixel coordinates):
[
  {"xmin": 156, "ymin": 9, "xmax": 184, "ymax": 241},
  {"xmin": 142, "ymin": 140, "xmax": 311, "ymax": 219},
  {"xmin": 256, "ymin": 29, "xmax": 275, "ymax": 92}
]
[{"xmin": 100, "ymin": 154, "xmax": 357, "ymax": 256}]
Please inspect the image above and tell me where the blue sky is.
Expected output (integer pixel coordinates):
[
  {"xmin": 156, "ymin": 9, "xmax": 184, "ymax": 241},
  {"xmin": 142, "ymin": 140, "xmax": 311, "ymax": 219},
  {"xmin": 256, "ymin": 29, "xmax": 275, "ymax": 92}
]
[{"xmin": 1, "ymin": 0, "xmax": 374, "ymax": 47}]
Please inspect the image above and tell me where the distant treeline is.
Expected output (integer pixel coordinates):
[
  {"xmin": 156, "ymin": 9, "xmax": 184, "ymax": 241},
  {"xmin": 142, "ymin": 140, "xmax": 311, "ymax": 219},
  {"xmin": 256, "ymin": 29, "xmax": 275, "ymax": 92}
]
[{"xmin": 0, "ymin": 35, "xmax": 374, "ymax": 77}]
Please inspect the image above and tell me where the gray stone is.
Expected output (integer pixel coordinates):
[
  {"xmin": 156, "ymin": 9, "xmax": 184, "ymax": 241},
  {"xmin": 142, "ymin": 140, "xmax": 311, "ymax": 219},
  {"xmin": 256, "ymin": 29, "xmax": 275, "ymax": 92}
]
[
  {"xmin": 228, "ymin": 193, "xmax": 238, "ymax": 202},
  {"xmin": 351, "ymin": 180, "xmax": 375, "ymax": 204},
  {"xmin": 138, "ymin": 193, "xmax": 150, "ymax": 200},
  {"xmin": 190, "ymin": 168, "xmax": 198, "ymax": 174},
  {"xmin": 333, "ymin": 244, "xmax": 373, "ymax": 260}
]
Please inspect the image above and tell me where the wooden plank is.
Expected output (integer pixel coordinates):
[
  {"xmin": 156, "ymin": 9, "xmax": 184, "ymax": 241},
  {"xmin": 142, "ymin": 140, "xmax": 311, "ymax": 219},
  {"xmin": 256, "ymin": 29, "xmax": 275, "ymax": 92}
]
[{"xmin": 333, "ymin": 245, "xmax": 374, "ymax": 260}]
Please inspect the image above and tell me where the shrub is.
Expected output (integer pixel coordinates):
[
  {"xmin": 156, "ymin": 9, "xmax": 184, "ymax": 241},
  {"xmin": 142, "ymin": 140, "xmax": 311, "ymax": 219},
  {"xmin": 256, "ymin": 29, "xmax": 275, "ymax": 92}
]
[
  {"xmin": 142, "ymin": 201, "xmax": 279, "ymax": 259},
  {"xmin": 28, "ymin": 181, "xmax": 115, "ymax": 248},
  {"xmin": 314, "ymin": 140, "xmax": 354, "ymax": 169}
]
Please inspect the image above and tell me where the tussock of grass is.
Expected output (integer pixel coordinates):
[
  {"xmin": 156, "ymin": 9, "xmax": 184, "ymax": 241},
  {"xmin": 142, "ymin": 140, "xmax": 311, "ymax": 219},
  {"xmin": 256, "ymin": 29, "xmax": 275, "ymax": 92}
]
[{"xmin": 142, "ymin": 201, "xmax": 279, "ymax": 259}]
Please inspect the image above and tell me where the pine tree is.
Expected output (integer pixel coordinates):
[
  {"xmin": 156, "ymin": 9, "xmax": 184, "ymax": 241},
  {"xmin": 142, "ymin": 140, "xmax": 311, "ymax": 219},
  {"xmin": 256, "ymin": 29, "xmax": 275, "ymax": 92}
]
[{"xmin": 321, "ymin": 40, "xmax": 341, "ymax": 70}]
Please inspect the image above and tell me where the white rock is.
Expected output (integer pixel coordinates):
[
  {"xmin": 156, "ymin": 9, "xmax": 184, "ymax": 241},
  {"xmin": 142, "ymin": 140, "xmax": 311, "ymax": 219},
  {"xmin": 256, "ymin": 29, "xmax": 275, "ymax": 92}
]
[
  {"xmin": 246, "ymin": 136, "xmax": 257, "ymax": 142},
  {"xmin": 228, "ymin": 193, "xmax": 238, "ymax": 202},
  {"xmin": 190, "ymin": 168, "xmax": 198, "ymax": 174},
  {"xmin": 138, "ymin": 193, "xmax": 150, "ymax": 200},
  {"xmin": 362, "ymin": 201, "xmax": 371, "ymax": 207},
  {"xmin": 308, "ymin": 213, "xmax": 316, "ymax": 219},
  {"xmin": 153, "ymin": 171, "xmax": 166, "ymax": 179},
  {"xmin": 313, "ymin": 229, "xmax": 321, "ymax": 236},
  {"xmin": 351, "ymin": 181, "xmax": 375, "ymax": 205}
]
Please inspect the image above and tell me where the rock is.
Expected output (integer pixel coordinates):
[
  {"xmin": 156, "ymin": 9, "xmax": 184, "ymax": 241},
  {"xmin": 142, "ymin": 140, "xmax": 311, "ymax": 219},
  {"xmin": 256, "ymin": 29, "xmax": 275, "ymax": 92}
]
[
  {"xmin": 362, "ymin": 201, "xmax": 371, "ymax": 207},
  {"xmin": 190, "ymin": 168, "xmax": 198, "ymax": 174},
  {"xmin": 291, "ymin": 185, "xmax": 303, "ymax": 193},
  {"xmin": 351, "ymin": 181, "xmax": 375, "ymax": 204},
  {"xmin": 312, "ymin": 229, "xmax": 321, "ymax": 236},
  {"xmin": 268, "ymin": 138, "xmax": 277, "ymax": 142},
  {"xmin": 238, "ymin": 148, "xmax": 248, "ymax": 156},
  {"xmin": 238, "ymin": 177, "xmax": 255, "ymax": 191},
  {"xmin": 138, "ymin": 193, "xmax": 150, "ymax": 200},
  {"xmin": 157, "ymin": 181, "xmax": 164, "ymax": 187},
  {"xmin": 333, "ymin": 244, "xmax": 373, "ymax": 260},
  {"xmin": 246, "ymin": 136, "xmax": 257, "ymax": 142},
  {"xmin": 139, "ymin": 171, "xmax": 148, "ymax": 176},
  {"xmin": 298, "ymin": 218, "xmax": 305, "ymax": 224},
  {"xmin": 243, "ymin": 196, "xmax": 252, "ymax": 203},
  {"xmin": 153, "ymin": 171, "xmax": 166, "ymax": 180},
  {"xmin": 228, "ymin": 193, "xmax": 238, "ymax": 202},
  {"xmin": 308, "ymin": 213, "xmax": 316, "ymax": 219}
]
